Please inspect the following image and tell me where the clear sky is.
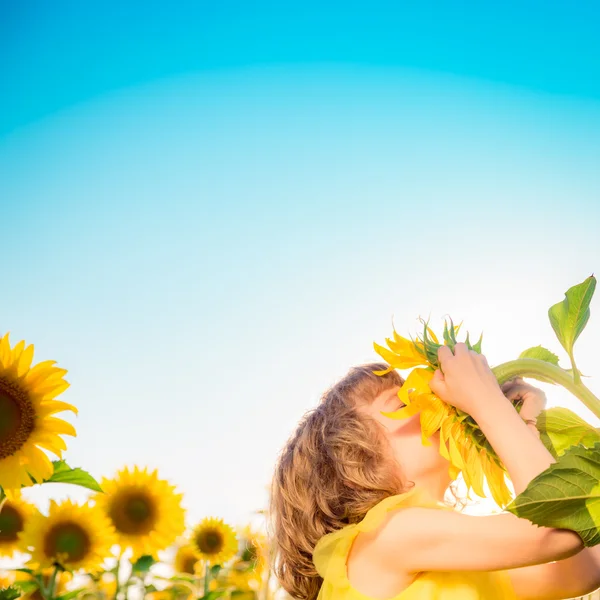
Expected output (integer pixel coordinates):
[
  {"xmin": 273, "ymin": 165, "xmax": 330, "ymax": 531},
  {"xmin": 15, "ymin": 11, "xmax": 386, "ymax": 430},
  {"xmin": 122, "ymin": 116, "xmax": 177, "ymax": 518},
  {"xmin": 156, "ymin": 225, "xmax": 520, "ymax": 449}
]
[{"xmin": 1, "ymin": 1, "xmax": 599, "ymax": 534}]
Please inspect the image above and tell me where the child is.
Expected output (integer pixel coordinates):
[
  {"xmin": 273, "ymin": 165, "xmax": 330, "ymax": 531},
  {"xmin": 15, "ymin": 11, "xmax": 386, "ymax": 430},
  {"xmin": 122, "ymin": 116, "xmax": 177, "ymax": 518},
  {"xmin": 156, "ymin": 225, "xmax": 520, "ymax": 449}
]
[{"xmin": 269, "ymin": 343, "xmax": 600, "ymax": 600}]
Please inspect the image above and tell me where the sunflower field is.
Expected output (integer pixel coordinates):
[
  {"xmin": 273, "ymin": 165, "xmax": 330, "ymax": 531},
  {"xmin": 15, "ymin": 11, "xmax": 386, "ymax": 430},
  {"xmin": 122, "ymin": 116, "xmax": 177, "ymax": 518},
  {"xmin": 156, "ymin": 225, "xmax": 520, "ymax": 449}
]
[
  {"xmin": 0, "ymin": 333, "xmax": 282, "ymax": 600},
  {"xmin": 3, "ymin": 274, "xmax": 600, "ymax": 600}
]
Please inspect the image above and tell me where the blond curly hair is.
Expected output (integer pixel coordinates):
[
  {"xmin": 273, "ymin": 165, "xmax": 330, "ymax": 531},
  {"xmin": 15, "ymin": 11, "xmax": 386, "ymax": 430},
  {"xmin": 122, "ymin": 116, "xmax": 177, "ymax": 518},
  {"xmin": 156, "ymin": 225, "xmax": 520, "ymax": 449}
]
[{"xmin": 268, "ymin": 363, "xmax": 413, "ymax": 600}]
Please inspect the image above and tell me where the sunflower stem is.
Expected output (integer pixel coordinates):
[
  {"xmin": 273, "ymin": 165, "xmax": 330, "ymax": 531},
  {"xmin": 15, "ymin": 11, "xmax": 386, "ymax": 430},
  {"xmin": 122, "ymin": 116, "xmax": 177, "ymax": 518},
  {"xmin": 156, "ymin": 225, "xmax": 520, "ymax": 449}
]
[
  {"xmin": 203, "ymin": 562, "xmax": 210, "ymax": 596},
  {"xmin": 46, "ymin": 565, "xmax": 59, "ymax": 600},
  {"xmin": 491, "ymin": 358, "xmax": 600, "ymax": 419}
]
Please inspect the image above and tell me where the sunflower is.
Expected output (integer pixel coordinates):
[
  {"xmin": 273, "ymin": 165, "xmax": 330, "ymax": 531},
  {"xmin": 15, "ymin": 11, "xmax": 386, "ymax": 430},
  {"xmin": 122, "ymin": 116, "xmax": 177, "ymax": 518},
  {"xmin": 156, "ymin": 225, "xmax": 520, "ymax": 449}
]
[
  {"xmin": 374, "ymin": 317, "xmax": 513, "ymax": 508},
  {"xmin": 95, "ymin": 466, "xmax": 185, "ymax": 558},
  {"xmin": 234, "ymin": 525, "xmax": 267, "ymax": 589},
  {"xmin": 191, "ymin": 518, "xmax": 238, "ymax": 565},
  {"xmin": 0, "ymin": 333, "xmax": 77, "ymax": 490},
  {"xmin": 237, "ymin": 526, "xmax": 267, "ymax": 569},
  {"xmin": 174, "ymin": 544, "xmax": 200, "ymax": 575},
  {"xmin": 0, "ymin": 490, "xmax": 38, "ymax": 556},
  {"xmin": 20, "ymin": 499, "xmax": 116, "ymax": 572}
]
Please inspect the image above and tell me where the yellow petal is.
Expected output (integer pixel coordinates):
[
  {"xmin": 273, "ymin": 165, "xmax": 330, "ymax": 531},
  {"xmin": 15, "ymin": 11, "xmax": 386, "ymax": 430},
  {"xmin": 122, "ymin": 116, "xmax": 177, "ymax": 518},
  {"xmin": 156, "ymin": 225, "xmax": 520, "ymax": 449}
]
[
  {"xmin": 426, "ymin": 326, "xmax": 439, "ymax": 344},
  {"xmin": 17, "ymin": 343, "xmax": 35, "ymax": 377},
  {"xmin": 37, "ymin": 400, "xmax": 78, "ymax": 417},
  {"xmin": 22, "ymin": 446, "xmax": 54, "ymax": 483},
  {"xmin": 40, "ymin": 417, "xmax": 77, "ymax": 437},
  {"xmin": 381, "ymin": 404, "xmax": 421, "ymax": 420}
]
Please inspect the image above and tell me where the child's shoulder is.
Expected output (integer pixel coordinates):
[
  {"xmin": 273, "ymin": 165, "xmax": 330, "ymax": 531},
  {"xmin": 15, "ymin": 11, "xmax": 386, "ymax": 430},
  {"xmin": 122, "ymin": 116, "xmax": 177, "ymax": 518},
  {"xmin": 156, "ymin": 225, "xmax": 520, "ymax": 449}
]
[{"xmin": 313, "ymin": 487, "xmax": 444, "ymax": 577}]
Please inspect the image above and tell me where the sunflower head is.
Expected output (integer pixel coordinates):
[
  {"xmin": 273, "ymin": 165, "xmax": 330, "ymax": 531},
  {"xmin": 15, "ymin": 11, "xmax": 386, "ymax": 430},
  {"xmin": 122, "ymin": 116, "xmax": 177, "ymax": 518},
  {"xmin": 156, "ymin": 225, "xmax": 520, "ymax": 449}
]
[
  {"xmin": 0, "ymin": 333, "xmax": 77, "ymax": 490},
  {"xmin": 237, "ymin": 526, "xmax": 267, "ymax": 572},
  {"xmin": 173, "ymin": 544, "xmax": 200, "ymax": 575},
  {"xmin": 374, "ymin": 318, "xmax": 512, "ymax": 508},
  {"xmin": 20, "ymin": 499, "xmax": 116, "ymax": 572},
  {"xmin": 0, "ymin": 490, "xmax": 39, "ymax": 557},
  {"xmin": 95, "ymin": 466, "xmax": 185, "ymax": 558},
  {"xmin": 191, "ymin": 517, "xmax": 238, "ymax": 565}
]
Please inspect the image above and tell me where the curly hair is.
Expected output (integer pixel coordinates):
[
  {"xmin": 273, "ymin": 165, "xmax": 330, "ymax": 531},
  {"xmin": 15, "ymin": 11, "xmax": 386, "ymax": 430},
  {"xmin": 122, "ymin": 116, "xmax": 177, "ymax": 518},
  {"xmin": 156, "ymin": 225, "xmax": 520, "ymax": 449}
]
[{"xmin": 268, "ymin": 363, "xmax": 413, "ymax": 600}]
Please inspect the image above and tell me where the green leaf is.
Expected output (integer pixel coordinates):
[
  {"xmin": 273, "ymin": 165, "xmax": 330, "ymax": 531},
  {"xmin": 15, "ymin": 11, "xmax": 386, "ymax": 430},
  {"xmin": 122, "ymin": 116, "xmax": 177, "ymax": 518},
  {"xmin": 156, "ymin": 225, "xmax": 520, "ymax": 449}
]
[
  {"xmin": 198, "ymin": 592, "xmax": 226, "ymax": 600},
  {"xmin": 0, "ymin": 586, "xmax": 21, "ymax": 600},
  {"xmin": 56, "ymin": 589, "xmax": 86, "ymax": 600},
  {"xmin": 505, "ymin": 441, "xmax": 600, "ymax": 546},
  {"xmin": 210, "ymin": 565, "xmax": 221, "ymax": 578},
  {"xmin": 519, "ymin": 345, "xmax": 560, "ymax": 365},
  {"xmin": 537, "ymin": 407, "xmax": 600, "ymax": 459},
  {"xmin": 45, "ymin": 461, "xmax": 103, "ymax": 492},
  {"xmin": 548, "ymin": 275, "xmax": 596, "ymax": 384},
  {"xmin": 132, "ymin": 555, "xmax": 156, "ymax": 574},
  {"xmin": 10, "ymin": 582, "xmax": 38, "ymax": 594}
]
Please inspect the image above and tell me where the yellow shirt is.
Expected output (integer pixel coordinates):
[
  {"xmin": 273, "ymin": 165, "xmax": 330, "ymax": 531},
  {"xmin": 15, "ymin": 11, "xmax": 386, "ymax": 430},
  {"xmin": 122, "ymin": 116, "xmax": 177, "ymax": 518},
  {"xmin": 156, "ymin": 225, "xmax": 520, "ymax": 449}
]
[{"xmin": 313, "ymin": 487, "xmax": 517, "ymax": 600}]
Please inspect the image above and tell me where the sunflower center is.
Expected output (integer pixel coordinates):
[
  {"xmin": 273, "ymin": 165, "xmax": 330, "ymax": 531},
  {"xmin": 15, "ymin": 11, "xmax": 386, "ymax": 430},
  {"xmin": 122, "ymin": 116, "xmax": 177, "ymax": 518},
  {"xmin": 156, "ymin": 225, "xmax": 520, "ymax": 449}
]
[
  {"xmin": 0, "ymin": 504, "xmax": 24, "ymax": 542},
  {"xmin": 109, "ymin": 492, "xmax": 157, "ymax": 535},
  {"xmin": 182, "ymin": 555, "xmax": 197, "ymax": 575},
  {"xmin": 0, "ymin": 377, "xmax": 35, "ymax": 459},
  {"xmin": 195, "ymin": 528, "xmax": 224, "ymax": 555},
  {"xmin": 44, "ymin": 521, "xmax": 91, "ymax": 563},
  {"xmin": 241, "ymin": 543, "xmax": 258, "ymax": 563}
]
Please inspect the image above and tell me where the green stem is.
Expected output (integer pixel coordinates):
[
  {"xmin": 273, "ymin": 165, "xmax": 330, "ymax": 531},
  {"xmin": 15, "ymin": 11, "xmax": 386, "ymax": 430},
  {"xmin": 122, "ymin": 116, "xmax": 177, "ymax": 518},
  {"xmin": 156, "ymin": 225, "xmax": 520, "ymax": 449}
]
[
  {"xmin": 492, "ymin": 358, "xmax": 600, "ymax": 419},
  {"xmin": 0, "ymin": 488, "xmax": 7, "ymax": 517},
  {"xmin": 203, "ymin": 562, "xmax": 210, "ymax": 597},
  {"xmin": 47, "ymin": 566, "xmax": 59, "ymax": 600}
]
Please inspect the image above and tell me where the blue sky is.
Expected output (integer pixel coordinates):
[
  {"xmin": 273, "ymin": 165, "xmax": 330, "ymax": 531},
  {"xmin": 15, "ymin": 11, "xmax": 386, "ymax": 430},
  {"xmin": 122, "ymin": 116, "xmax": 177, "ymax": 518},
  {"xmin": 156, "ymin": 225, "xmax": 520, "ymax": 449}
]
[{"xmin": 1, "ymin": 1, "xmax": 600, "ymax": 533}]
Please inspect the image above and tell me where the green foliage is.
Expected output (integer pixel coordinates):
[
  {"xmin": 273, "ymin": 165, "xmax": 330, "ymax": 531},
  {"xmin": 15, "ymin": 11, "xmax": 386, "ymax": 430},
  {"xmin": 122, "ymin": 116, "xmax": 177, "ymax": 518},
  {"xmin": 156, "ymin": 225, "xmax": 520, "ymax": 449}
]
[
  {"xmin": 198, "ymin": 591, "xmax": 226, "ymax": 600},
  {"xmin": 132, "ymin": 555, "xmax": 156, "ymax": 574},
  {"xmin": 548, "ymin": 275, "xmax": 596, "ymax": 384},
  {"xmin": 537, "ymin": 407, "xmax": 600, "ymax": 459},
  {"xmin": 506, "ymin": 441, "xmax": 600, "ymax": 546},
  {"xmin": 10, "ymin": 580, "xmax": 38, "ymax": 595},
  {"xmin": 46, "ymin": 461, "xmax": 103, "ymax": 492},
  {"xmin": 0, "ymin": 586, "xmax": 21, "ymax": 600},
  {"xmin": 55, "ymin": 589, "xmax": 86, "ymax": 600}
]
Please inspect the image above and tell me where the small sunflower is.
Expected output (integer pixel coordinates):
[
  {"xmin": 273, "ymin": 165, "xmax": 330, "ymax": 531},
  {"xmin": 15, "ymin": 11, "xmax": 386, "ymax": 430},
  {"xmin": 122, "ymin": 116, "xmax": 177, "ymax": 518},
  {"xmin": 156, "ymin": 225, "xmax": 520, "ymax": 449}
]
[
  {"xmin": 20, "ymin": 499, "xmax": 116, "ymax": 572},
  {"xmin": 191, "ymin": 517, "xmax": 238, "ymax": 565},
  {"xmin": 0, "ymin": 333, "xmax": 77, "ymax": 490},
  {"xmin": 374, "ymin": 317, "xmax": 513, "ymax": 508},
  {"xmin": 174, "ymin": 544, "xmax": 200, "ymax": 575},
  {"xmin": 0, "ymin": 490, "xmax": 38, "ymax": 556},
  {"xmin": 235, "ymin": 525, "xmax": 267, "ymax": 587},
  {"xmin": 95, "ymin": 466, "xmax": 185, "ymax": 557}
]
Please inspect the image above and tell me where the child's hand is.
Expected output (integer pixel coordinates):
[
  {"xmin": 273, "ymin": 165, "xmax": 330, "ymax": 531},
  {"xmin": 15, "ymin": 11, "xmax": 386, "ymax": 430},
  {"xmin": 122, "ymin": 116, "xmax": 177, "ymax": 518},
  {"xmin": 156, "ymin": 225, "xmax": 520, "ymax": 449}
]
[
  {"xmin": 500, "ymin": 377, "xmax": 547, "ymax": 421},
  {"xmin": 429, "ymin": 342, "xmax": 506, "ymax": 418}
]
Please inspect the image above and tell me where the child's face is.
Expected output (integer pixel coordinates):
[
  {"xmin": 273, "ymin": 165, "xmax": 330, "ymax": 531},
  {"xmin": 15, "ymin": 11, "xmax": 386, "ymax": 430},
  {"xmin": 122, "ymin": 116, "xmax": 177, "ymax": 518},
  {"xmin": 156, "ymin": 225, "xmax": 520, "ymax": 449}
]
[{"xmin": 361, "ymin": 385, "xmax": 452, "ymax": 499}]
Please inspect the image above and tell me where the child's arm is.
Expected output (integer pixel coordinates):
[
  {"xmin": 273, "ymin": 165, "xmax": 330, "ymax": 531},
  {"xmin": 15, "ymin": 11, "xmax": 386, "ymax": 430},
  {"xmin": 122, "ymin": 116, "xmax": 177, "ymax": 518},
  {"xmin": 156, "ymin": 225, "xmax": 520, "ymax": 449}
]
[
  {"xmin": 369, "ymin": 346, "xmax": 585, "ymax": 574},
  {"xmin": 506, "ymin": 550, "xmax": 600, "ymax": 600}
]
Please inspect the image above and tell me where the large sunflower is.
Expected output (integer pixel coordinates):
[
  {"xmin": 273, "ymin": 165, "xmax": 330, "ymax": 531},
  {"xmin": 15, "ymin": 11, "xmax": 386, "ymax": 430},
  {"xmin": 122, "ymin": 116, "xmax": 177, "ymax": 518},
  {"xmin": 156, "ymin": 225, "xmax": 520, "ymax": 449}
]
[
  {"xmin": 0, "ymin": 333, "xmax": 77, "ymax": 490},
  {"xmin": 191, "ymin": 517, "xmax": 238, "ymax": 565},
  {"xmin": 95, "ymin": 466, "xmax": 185, "ymax": 557},
  {"xmin": 374, "ymin": 317, "xmax": 513, "ymax": 508},
  {"xmin": 0, "ymin": 490, "xmax": 38, "ymax": 556},
  {"xmin": 20, "ymin": 499, "xmax": 115, "ymax": 572}
]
